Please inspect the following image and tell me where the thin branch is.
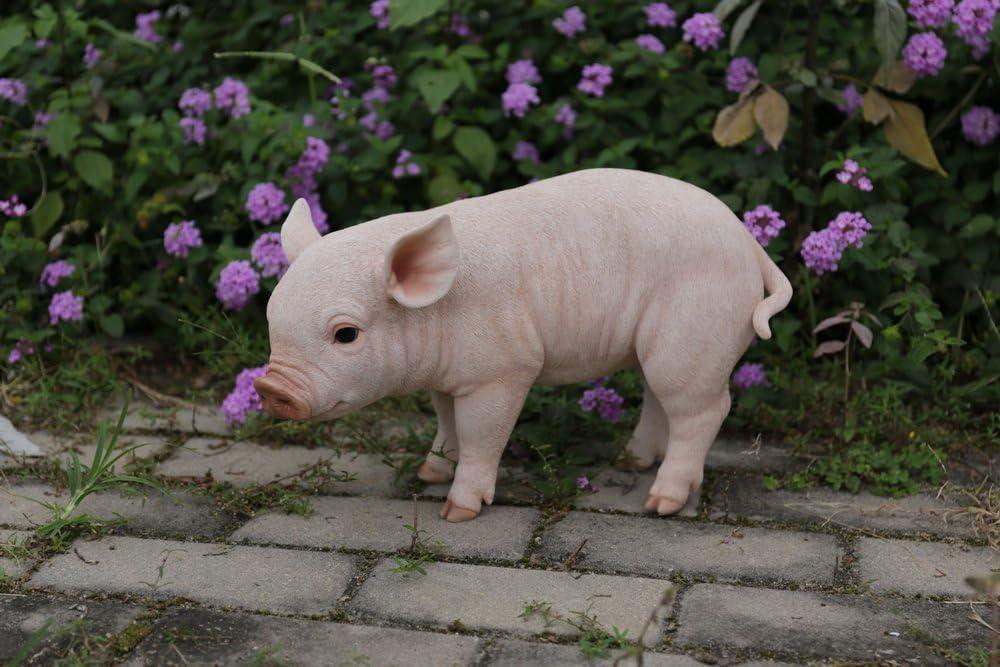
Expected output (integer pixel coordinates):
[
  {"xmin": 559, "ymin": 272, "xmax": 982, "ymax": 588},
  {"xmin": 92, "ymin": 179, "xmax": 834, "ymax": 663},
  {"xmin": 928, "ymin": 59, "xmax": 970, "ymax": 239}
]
[
  {"xmin": 214, "ymin": 51, "xmax": 341, "ymax": 84},
  {"xmin": 930, "ymin": 69, "xmax": 986, "ymax": 139}
]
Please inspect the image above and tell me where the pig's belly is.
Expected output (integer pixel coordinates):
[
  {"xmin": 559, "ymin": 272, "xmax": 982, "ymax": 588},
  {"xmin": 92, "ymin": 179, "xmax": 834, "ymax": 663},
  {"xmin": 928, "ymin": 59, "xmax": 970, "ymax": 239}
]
[{"xmin": 534, "ymin": 349, "xmax": 640, "ymax": 386}]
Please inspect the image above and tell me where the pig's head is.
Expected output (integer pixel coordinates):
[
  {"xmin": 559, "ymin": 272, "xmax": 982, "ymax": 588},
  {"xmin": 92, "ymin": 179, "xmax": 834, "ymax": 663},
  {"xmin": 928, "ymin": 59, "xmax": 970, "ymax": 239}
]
[{"xmin": 254, "ymin": 199, "xmax": 459, "ymax": 421}]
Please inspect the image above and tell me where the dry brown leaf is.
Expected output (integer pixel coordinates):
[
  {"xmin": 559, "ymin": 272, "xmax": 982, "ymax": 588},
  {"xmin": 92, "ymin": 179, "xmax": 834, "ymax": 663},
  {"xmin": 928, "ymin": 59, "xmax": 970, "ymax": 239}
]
[
  {"xmin": 862, "ymin": 88, "xmax": 893, "ymax": 125},
  {"xmin": 752, "ymin": 85, "xmax": 789, "ymax": 150},
  {"xmin": 884, "ymin": 99, "xmax": 948, "ymax": 176},
  {"xmin": 873, "ymin": 61, "xmax": 917, "ymax": 94},
  {"xmin": 712, "ymin": 96, "xmax": 757, "ymax": 147}
]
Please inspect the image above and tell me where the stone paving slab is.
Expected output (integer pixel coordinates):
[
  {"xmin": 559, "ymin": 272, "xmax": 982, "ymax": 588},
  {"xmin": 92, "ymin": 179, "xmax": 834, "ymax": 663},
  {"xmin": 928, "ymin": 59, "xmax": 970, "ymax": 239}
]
[
  {"xmin": 233, "ymin": 495, "xmax": 538, "ymax": 561},
  {"xmin": 97, "ymin": 401, "xmax": 230, "ymax": 436},
  {"xmin": 350, "ymin": 559, "xmax": 672, "ymax": 645},
  {"xmin": 1, "ymin": 528, "xmax": 32, "ymax": 579},
  {"xmin": 706, "ymin": 436, "xmax": 794, "ymax": 473},
  {"xmin": 2, "ymin": 431, "xmax": 171, "ymax": 473},
  {"xmin": 0, "ymin": 482, "xmax": 230, "ymax": 538},
  {"xmin": 536, "ymin": 512, "xmax": 839, "ymax": 584},
  {"xmin": 711, "ymin": 477, "xmax": 978, "ymax": 538},
  {"xmin": 857, "ymin": 537, "xmax": 998, "ymax": 597},
  {"xmin": 156, "ymin": 437, "xmax": 401, "ymax": 495},
  {"xmin": 487, "ymin": 639, "xmax": 705, "ymax": 666},
  {"xmin": 676, "ymin": 583, "xmax": 989, "ymax": 662},
  {"xmin": 573, "ymin": 469, "xmax": 699, "ymax": 517},
  {"xmin": 127, "ymin": 606, "xmax": 482, "ymax": 667},
  {"xmin": 0, "ymin": 595, "xmax": 143, "ymax": 663},
  {"xmin": 29, "ymin": 536, "xmax": 355, "ymax": 615}
]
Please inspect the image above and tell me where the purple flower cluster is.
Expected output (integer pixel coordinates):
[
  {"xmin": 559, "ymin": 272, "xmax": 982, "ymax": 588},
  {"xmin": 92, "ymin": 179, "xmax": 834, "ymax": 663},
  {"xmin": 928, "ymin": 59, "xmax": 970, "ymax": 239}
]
[
  {"xmin": 506, "ymin": 59, "xmax": 541, "ymax": 85},
  {"xmin": 636, "ymin": 34, "xmax": 666, "ymax": 54},
  {"xmin": 960, "ymin": 105, "xmax": 999, "ymax": 145},
  {"xmin": 726, "ymin": 57, "xmax": 758, "ymax": 93},
  {"xmin": 134, "ymin": 11, "xmax": 162, "ymax": 44},
  {"xmin": 0, "ymin": 194, "xmax": 27, "ymax": 217},
  {"xmin": 645, "ymin": 2, "xmax": 677, "ymax": 27},
  {"xmin": 360, "ymin": 63, "xmax": 397, "ymax": 137},
  {"xmin": 742, "ymin": 205, "xmax": 786, "ymax": 247},
  {"xmin": 214, "ymin": 77, "xmax": 251, "ymax": 118},
  {"xmin": 835, "ymin": 159, "xmax": 874, "ymax": 192},
  {"xmin": 221, "ymin": 365, "xmax": 269, "ymax": 425},
  {"xmin": 575, "ymin": 475, "xmax": 600, "ymax": 493},
  {"xmin": 577, "ymin": 63, "xmax": 613, "ymax": 97},
  {"xmin": 280, "ymin": 13, "xmax": 294, "ymax": 25},
  {"xmin": 837, "ymin": 84, "xmax": 864, "ymax": 115},
  {"xmin": 179, "ymin": 88, "xmax": 213, "ymax": 116},
  {"xmin": 370, "ymin": 0, "xmax": 390, "ymax": 30},
  {"xmin": 554, "ymin": 104, "xmax": 577, "ymax": 136},
  {"xmin": 39, "ymin": 260, "xmax": 75, "ymax": 289},
  {"xmin": 554, "ymin": 6, "xmax": 586, "ymax": 38},
  {"xmin": 513, "ymin": 141, "xmax": 540, "ymax": 164},
  {"xmin": 502, "ymin": 82, "xmax": 540, "ymax": 118},
  {"xmin": 0, "ymin": 78, "xmax": 27, "ymax": 106},
  {"xmin": 49, "ymin": 291, "xmax": 84, "ymax": 324},
  {"xmin": 179, "ymin": 117, "xmax": 206, "ymax": 145},
  {"xmin": 251, "ymin": 232, "xmax": 288, "ymax": 278},
  {"xmin": 34, "ymin": 111, "xmax": 55, "ymax": 129},
  {"xmin": 392, "ymin": 149, "xmax": 422, "ymax": 178},
  {"xmin": 285, "ymin": 137, "xmax": 331, "ymax": 233},
  {"xmin": 902, "ymin": 32, "xmax": 948, "ymax": 75},
  {"xmin": 216, "ymin": 260, "xmax": 260, "ymax": 310},
  {"xmin": 731, "ymin": 362, "xmax": 768, "ymax": 388},
  {"xmin": 800, "ymin": 211, "xmax": 872, "ymax": 274},
  {"xmin": 908, "ymin": 0, "xmax": 955, "ymax": 27},
  {"xmin": 7, "ymin": 340, "xmax": 35, "ymax": 364},
  {"xmin": 953, "ymin": 0, "xmax": 997, "ymax": 58},
  {"xmin": 579, "ymin": 383, "xmax": 625, "ymax": 423},
  {"xmin": 450, "ymin": 13, "xmax": 472, "ymax": 37},
  {"xmin": 163, "ymin": 220, "xmax": 203, "ymax": 258},
  {"xmin": 682, "ymin": 13, "xmax": 724, "ymax": 52},
  {"xmin": 83, "ymin": 43, "xmax": 101, "ymax": 68},
  {"xmin": 245, "ymin": 182, "xmax": 289, "ymax": 225}
]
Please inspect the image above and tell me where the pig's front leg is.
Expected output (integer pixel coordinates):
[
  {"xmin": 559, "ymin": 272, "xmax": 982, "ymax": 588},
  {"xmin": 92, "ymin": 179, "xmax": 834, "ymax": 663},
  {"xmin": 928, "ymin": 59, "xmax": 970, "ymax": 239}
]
[
  {"xmin": 440, "ymin": 380, "xmax": 532, "ymax": 522},
  {"xmin": 416, "ymin": 390, "xmax": 458, "ymax": 483}
]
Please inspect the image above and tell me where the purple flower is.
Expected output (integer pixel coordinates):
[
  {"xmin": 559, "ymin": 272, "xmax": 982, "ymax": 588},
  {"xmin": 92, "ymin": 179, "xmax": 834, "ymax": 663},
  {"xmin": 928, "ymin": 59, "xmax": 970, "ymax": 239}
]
[
  {"xmin": 801, "ymin": 228, "xmax": 844, "ymax": 274},
  {"xmin": 280, "ymin": 13, "xmax": 294, "ymax": 25},
  {"xmin": 213, "ymin": 77, "xmax": 251, "ymax": 118},
  {"xmin": 577, "ymin": 63, "xmax": 613, "ymax": 97},
  {"xmin": 392, "ymin": 149, "xmax": 422, "ymax": 179},
  {"xmin": 215, "ymin": 260, "xmax": 260, "ymax": 310},
  {"xmin": 953, "ymin": 0, "xmax": 997, "ymax": 46},
  {"xmin": 579, "ymin": 384, "xmax": 625, "ymax": 423},
  {"xmin": 838, "ymin": 84, "xmax": 864, "ymax": 115},
  {"xmin": 33, "ymin": 111, "xmax": 55, "ymax": 129},
  {"xmin": 636, "ymin": 34, "xmax": 666, "ymax": 54},
  {"xmin": 172, "ymin": 40, "xmax": 184, "ymax": 53},
  {"xmin": 732, "ymin": 362, "xmax": 768, "ymax": 388},
  {"xmin": 513, "ymin": 141, "xmax": 540, "ymax": 164},
  {"xmin": 304, "ymin": 192, "xmax": 330, "ymax": 234},
  {"xmin": 902, "ymin": 32, "xmax": 948, "ymax": 76},
  {"xmin": 682, "ymin": 13, "xmax": 724, "ymax": 52},
  {"xmin": 960, "ymin": 105, "xmax": 999, "ymax": 145},
  {"xmin": 221, "ymin": 365, "xmax": 269, "ymax": 425},
  {"xmin": 245, "ymin": 183, "xmax": 289, "ymax": 225},
  {"xmin": 553, "ymin": 6, "xmax": 586, "ymax": 38},
  {"xmin": 48, "ymin": 291, "xmax": 84, "ymax": 324},
  {"xmin": 506, "ymin": 59, "xmax": 541, "ymax": 85},
  {"xmin": 375, "ymin": 119, "xmax": 396, "ymax": 140},
  {"xmin": 726, "ymin": 57, "xmax": 758, "ymax": 93},
  {"xmin": 575, "ymin": 475, "xmax": 599, "ymax": 493},
  {"xmin": 363, "ymin": 86, "xmax": 392, "ymax": 109},
  {"xmin": 449, "ymin": 13, "xmax": 472, "ymax": 37},
  {"xmin": 251, "ymin": 232, "xmax": 288, "ymax": 278},
  {"xmin": 828, "ymin": 211, "xmax": 872, "ymax": 248},
  {"xmin": 7, "ymin": 340, "xmax": 35, "ymax": 364},
  {"xmin": 502, "ymin": 83, "xmax": 540, "ymax": 118},
  {"xmin": 742, "ymin": 205, "xmax": 786, "ymax": 247},
  {"xmin": 36, "ymin": 39, "xmax": 50, "ymax": 49},
  {"xmin": 0, "ymin": 194, "xmax": 26, "ymax": 217},
  {"xmin": 370, "ymin": 64, "xmax": 398, "ymax": 90},
  {"xmin": 908, "ymin": 0, "xmax": 955, "ymax": 27},
  {"xmin": 554, "ymin": 104, "xmax": 577, "ymax": 136},
  {"xmin": 371, "ymin": 0, "xmax": 390, "ymax": 29},
  {"xmin": 645, "ymin": 2, "xmax": 677, "ymax": 27},
  {"xmin": 134, "ymin": 11, "xmax": 162, "ymax": 44},
  {"xmin": 39, "ymin": 261, "xmax": 76, "ymax": 289},
  {"xmin": 83, "ymin": 43, "xmax": 101, "ymax": 68},
  {"xmin": 0, "ymin": 78, "xmax": 27, "ymax": 106},
  {"xmin": 163, "ymin": 220, "xmax": 203, "ymax": 258},
  {"xmin": 179, "ymin": 87, "xmax": 213, "ymax": 116},
  {"xmin": 302, "ymin": 113, "xmax": 315, "ymax": 127},
  {"xmin": 179, "ymin": 117, "xmax": 207, "ymax": 145},
  {"xmin": 835, "ymin": 159, "xmax": 874, "ymax": 192},
  {"xmin": 299, "ymin": 137, "xmax": 331, "ymax": 173}
]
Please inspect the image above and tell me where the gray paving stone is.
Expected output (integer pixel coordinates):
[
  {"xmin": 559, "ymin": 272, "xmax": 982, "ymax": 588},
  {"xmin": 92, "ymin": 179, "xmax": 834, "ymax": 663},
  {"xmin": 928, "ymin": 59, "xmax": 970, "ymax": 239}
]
[
  {"xmin": 128, "ymin": 606, "xmax": 481, "ymax": 667},
  {"xmin": 233, "ymin": 495, "xmax": 537, "ymax": 560},
  {"xmin": 351, "ymin": 559, "xmax": 672, "ymax": 645},
  {"xmin": 29, "ymin": 536, "xmax": 355, "ymax": 615},
  {"xmin": 488, "ymin": 639, "xmax": 703, "ymax": 666},
  {"xmin": 706, "ymin": 436, "xmax": 794, "ymax": 472},
  {"xmin": 0, "ymin": 482, "xmax": 230, "ymax": 537},
  {"xmin": 156, "ymin": 437, "xmax": 401, "ymax": 495},
  {"xmin": 98, "ymin": 401, "xmax": 229, "ymax": 435},
  {"xmin": 857, "ymin": 537, "xmax": 999, "ymax": 597},
  {"xmin": 573, "ymin": 469, "xmax": 699, "ymax": 517},
  {"xmin": 676, "ymin": 583, "xmax": 989, "ymax": 662},
  {"xmin": 0, "ymin": 528, "xmax": 32, "ymax": 579},
  {"xmin": 536, "ymin": 512, "xmax": 838, "ymax": 584},
  {"xmin": 711, "ymin": 477, "xmax": 978, "ymax": 538},
  {"xmin": 0, "ymin": 595, "xmax": 142, "ymax": 663}
]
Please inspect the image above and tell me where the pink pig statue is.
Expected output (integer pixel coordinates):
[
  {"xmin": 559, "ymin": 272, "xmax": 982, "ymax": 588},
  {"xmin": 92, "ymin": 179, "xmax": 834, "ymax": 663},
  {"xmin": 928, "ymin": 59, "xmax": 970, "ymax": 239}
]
[{"xmin": 254, "ymin": 168, "xmax": 792, "ymax": 522}]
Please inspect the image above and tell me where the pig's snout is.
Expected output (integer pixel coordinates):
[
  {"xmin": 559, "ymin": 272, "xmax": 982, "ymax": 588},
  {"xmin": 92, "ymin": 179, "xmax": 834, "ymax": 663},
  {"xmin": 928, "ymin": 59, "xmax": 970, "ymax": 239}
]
[{"xmin": 254, "ymin": 372, "xmax": 311, "ymax": 421}]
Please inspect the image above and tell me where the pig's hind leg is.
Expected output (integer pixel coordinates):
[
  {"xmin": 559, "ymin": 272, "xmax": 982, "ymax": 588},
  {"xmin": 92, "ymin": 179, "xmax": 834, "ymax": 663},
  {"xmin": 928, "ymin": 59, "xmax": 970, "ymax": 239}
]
[
  {"xmin": 417, "ymin": 390, "xmax": 458, "ymax": 484},
  {"xmin": 619, "ymin": 380, "xmax": 669, "ymax": 470}
]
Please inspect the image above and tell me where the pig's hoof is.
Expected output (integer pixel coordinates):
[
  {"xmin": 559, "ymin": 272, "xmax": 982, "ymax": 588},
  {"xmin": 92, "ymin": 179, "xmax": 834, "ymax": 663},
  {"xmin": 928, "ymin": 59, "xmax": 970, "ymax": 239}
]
[
  {"xmin": 616, "ymin": 456, "xmax": 656, "ymax": 472},
  {"xmin": 644, "ymin": 494, "xmax": 686, "ymax": 515},
  {"xmin": 417, "ymin": 461, "xmax": 454, "ymax": 483},
  {"xmin": 440, "ymin": 498, "xmax": 479, "ymax": 522}
]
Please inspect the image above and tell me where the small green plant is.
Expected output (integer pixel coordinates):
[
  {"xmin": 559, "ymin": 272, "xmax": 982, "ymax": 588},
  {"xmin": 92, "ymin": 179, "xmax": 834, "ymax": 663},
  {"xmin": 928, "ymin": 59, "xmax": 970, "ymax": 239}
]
[
  {"xmin": 389, "ymin": 495, "xmax": 442, "ymax": 576},
  {"xmin": 519, "ymin": 599, "xmax": 630, "ymax": 659},
  {"xmin": 388, "ymin": 551, "xmax": 436, "ymax": 576}
]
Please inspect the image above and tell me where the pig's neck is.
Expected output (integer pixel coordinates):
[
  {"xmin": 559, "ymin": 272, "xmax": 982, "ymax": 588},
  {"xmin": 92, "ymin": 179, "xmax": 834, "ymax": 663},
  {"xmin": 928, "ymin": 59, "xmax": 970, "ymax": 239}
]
[{"xmin": 385, "ymin": 303, "xmax": 445, "ymax": 397}]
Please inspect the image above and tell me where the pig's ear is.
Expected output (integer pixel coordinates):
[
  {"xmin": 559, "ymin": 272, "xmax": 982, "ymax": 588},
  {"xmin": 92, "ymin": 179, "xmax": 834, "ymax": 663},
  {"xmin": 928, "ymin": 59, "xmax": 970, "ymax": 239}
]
[
  {"xmin": 384, "ymin": 214, "xmax": 459, "ymax": 308},
  {"xmin": 280, "ymin": 198, "xmax": 321, "ymax": 264}
]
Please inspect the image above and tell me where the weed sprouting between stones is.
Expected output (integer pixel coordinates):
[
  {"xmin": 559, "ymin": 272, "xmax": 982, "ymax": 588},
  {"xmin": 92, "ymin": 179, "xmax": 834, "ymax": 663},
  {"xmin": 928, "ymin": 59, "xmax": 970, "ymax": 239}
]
[{"xmin": 390, "ymin": 495, "xmax": 443, "ymax": 576}]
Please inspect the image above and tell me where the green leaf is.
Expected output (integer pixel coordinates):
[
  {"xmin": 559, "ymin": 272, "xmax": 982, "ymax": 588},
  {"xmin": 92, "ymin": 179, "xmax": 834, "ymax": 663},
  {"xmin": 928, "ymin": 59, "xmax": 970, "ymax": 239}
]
[
  {"xmin": 712, "ymin": 0, "xmax": 744, "ymax": 20},
  {"xmin": 452, "ymin": 126, "xmax": 496, "ymax": 180},
  {"xmin": 46, "ymin": 114, "xmax": 81, "ymax": 158},
  {"xmin": 730, "ymin": 0, "xmax": 762, "ymax": 55},
  {"xmin": 959, "ymin": 214, "xmax": 995, "ymax": 239},
  {"xmin": 99, "ymin": 314, "xmax": 124, "ymax": 338},
  {"xmin": 390, "ymin": 0, "xmax": 447, "ymax": 29},
  {"xmin": 0, "ymin": 22, "xmax": 27, "ymax": 62},
  {"xmin": 412, "ymin": 68, "xmax": 461, "ymax": 112},
  {"xmin": 33, "ymin": 4, "xmax": 58, "ymax": 38},
  {"xmin": 74, "ymin": 150, "xmax": 114, "ymax": 191},
  {"xmin": 873, "ymin": 0, "xmax": 906, "ymax": 69},
  {"xmin": 432, "ymin": 116, "xmax": 454, "ymax": 140},
  {"xmin": 428, "ymin": 172, "xmax": 464, "ymax": 205},
  {"xmin": 31, "ymin": 190, "xmax": 63, "ymax": 238}
]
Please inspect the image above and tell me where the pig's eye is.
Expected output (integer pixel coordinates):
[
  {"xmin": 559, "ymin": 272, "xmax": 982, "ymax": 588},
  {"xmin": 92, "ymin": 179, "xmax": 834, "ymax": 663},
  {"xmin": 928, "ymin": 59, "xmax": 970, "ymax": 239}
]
[{"xmin": 333, "ymin": 326, "xmax": 359, "ymax": 344}]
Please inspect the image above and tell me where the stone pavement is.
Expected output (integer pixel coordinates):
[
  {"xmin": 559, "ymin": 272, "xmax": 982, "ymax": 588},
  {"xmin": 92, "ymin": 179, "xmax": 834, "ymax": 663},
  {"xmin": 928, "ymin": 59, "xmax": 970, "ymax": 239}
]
[{"xmin": 0, "ymin": 405, "xmax": 995, "ymax": 665}]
